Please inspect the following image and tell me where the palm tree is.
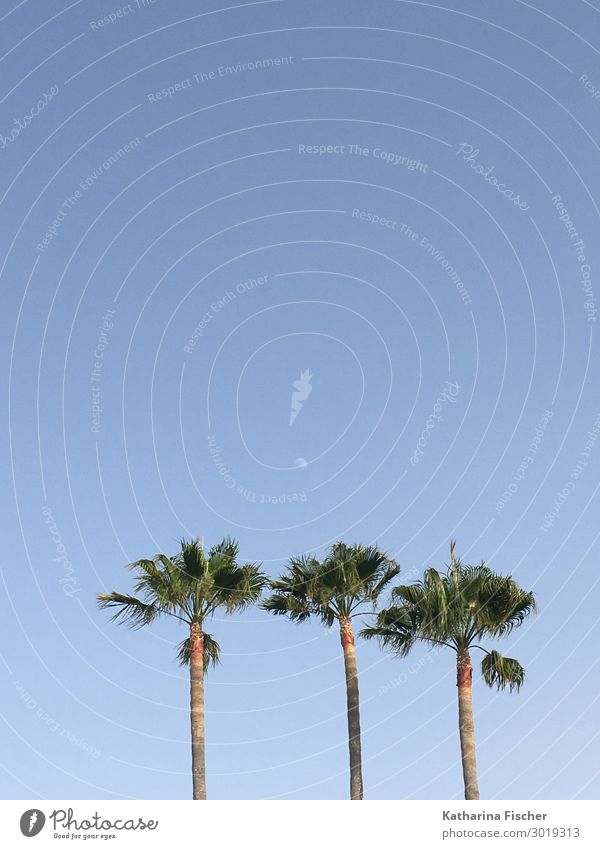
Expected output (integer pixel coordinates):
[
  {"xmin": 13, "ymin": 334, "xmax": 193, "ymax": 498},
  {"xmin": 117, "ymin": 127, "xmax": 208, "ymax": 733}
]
[
  {"xmin": 97, "ymin": 537, "xmax": 266, "ymax": 800},
  {"xmin": 362, "ymin": 541, "xmax": 535, "ymax": 799},
  {"xmin": 262, "ymin": 541, "xmax": 400, "ymax": 799}
]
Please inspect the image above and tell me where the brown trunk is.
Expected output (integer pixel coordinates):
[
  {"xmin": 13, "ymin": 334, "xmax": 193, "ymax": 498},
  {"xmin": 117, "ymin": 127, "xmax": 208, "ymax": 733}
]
[
  {"xmin": 457, "ymin": 647, "xmax": 479, "ymax": 800},
  {"xmin": 189, "ymin": 622, "xmax": 206, "ymax": 800},
  {"xmin": 340, "ymin": 617, "xmax": 363, "ymax": 800}
]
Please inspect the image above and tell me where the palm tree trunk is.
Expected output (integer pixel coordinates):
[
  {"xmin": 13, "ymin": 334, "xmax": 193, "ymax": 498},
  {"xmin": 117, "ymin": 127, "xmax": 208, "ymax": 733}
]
[
  {"xmin": 189, "ymin": 621, "xmax": 206, "ymax": 800},
  {"xmin": 340, "ymin": 617, "xmax": 363, "ymax": 800},
  {"xmin": 457, "ymin": 647, "xmax": 479, "ymax": 800}
]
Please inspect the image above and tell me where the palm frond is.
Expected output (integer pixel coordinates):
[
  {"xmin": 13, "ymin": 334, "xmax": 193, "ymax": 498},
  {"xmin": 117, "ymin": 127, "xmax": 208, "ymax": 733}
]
[
  {"xmin": 481, "ymin": 650, "xmax": 525, "ymax": 692},
  {"xmin": 368, "ymin": 562, "xmax": 402, "ymax": 601},
  {"xmin": 474, "ymin": 576, "xmax": 536, "ymax": 637},
  {"xmin": 212, "ymin": 563, "xmax": 269, "ymax": 613},
  {"xmin": 202, "ymin": 632, "xmax": 221, "ymax": 668},
  {"xmin": 287, "ymin": 554, "xmax": 322, "ymax": 588},
  {"xmin": 262, "ymin": 554, "xmax": 331, "ymax": 622},
  {"xmin": 178, "ymin": 539, "xmax": 207, "ymax": 581},
  {"xmin": 96, "ymin": 592, "xmax": 160, "ymax": 629},
  {"xmin": 130, "ymin": 555, "xmax": 190, "ymax": 614},
  {"xmin": 176, "ymin": 632, "xmax": 221, "ymax": 670},
  {"xmin": 393, "ymin": 583, "xmax": 426, "ymax": 606},
  {"xmin": 176, "ymin": 636, "xmax": 190, "ymax": 666},
  {"xmin": 264, "ymin": 543, "xmax": 399, "ymax": 629},
  {"xmin": 327, "ymin": 542, "xmax": 399, "ymax": 600},
  {"xmin": 209, "ymin": 536, "xmax": 239, "ymax": 562},
  {"xmin": 422, "ymin": 568, "xmax": 451, "ymax": 633},
  {"xmin": 261, "ymin": 591, "xmax": 313, "ymax": 622},
  {"xmin": 98, "ymin": 535, "xmax": 266, "ymax": 630},
  {"xmin": 360, "ymin": 605, "xmax": 420, "ymax": 656}
]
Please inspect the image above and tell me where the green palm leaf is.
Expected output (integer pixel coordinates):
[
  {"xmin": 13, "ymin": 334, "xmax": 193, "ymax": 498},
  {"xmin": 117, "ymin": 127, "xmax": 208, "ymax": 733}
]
[
  {"xmin": 96, "ymin": 592, "xmax": 160, "ymax": 628},
  {"xmin": 98, "ymin": 538, "xmax": 267, "ymax": 660},
  {"xmin": 176, "ymin": 633, "xmax": 221, "ymax": 670},
  {"xmin": 262, "ymin": 542, "xmax": 399, "ymax": 625},
  {"xmin": 361, "ymin": 604, "xmax": 419, "ymax": 656},
  {"xmin": 481, "ymin": 650, "xmax": 526, "ymax": 692}
]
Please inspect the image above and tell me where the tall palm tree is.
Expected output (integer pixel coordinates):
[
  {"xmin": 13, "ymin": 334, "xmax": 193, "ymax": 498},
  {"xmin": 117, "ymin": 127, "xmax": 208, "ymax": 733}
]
[
  {"xmin": 362, "ymin": 541, "xmax": 535, "ymax": 799},
  {"xmin": 97, "ymin": 537, "xmax": 266, "ymax": 800},
  {"xmin": 262, "ymin": 541, "xmax": 400, "ymax": 799}
]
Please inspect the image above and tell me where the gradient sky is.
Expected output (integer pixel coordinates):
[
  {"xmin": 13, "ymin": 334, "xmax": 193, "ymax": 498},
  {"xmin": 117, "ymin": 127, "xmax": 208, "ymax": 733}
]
[{"xmin": 1, "ymin": 0, "xmax": 599, "ymax": 801}]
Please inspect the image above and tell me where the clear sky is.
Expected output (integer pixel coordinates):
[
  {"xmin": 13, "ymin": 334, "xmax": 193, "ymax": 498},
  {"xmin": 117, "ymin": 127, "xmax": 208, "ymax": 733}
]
[{"xmin": 1, "ymin": 0, "xmax": 599, "ymax": 801}]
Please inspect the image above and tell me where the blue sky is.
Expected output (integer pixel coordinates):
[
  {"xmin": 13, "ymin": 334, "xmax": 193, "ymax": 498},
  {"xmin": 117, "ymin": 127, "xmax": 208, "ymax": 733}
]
[{"xmin": 1, "ymin": 0, "xmax": 599, "ymax": 800}]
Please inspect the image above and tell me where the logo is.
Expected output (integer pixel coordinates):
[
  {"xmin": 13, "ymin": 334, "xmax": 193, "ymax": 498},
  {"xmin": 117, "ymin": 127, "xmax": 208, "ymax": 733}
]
[
  {"xmin": 48, "ymin": 808, "xmax": 158, "ymax": 834},
  {"xmin": 289, "ymin": 369, "xmax": 313, "ymax": 426},
  {"xmin": 20, "ymin": 810, "xmax": 45, "ymax": 837}
]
